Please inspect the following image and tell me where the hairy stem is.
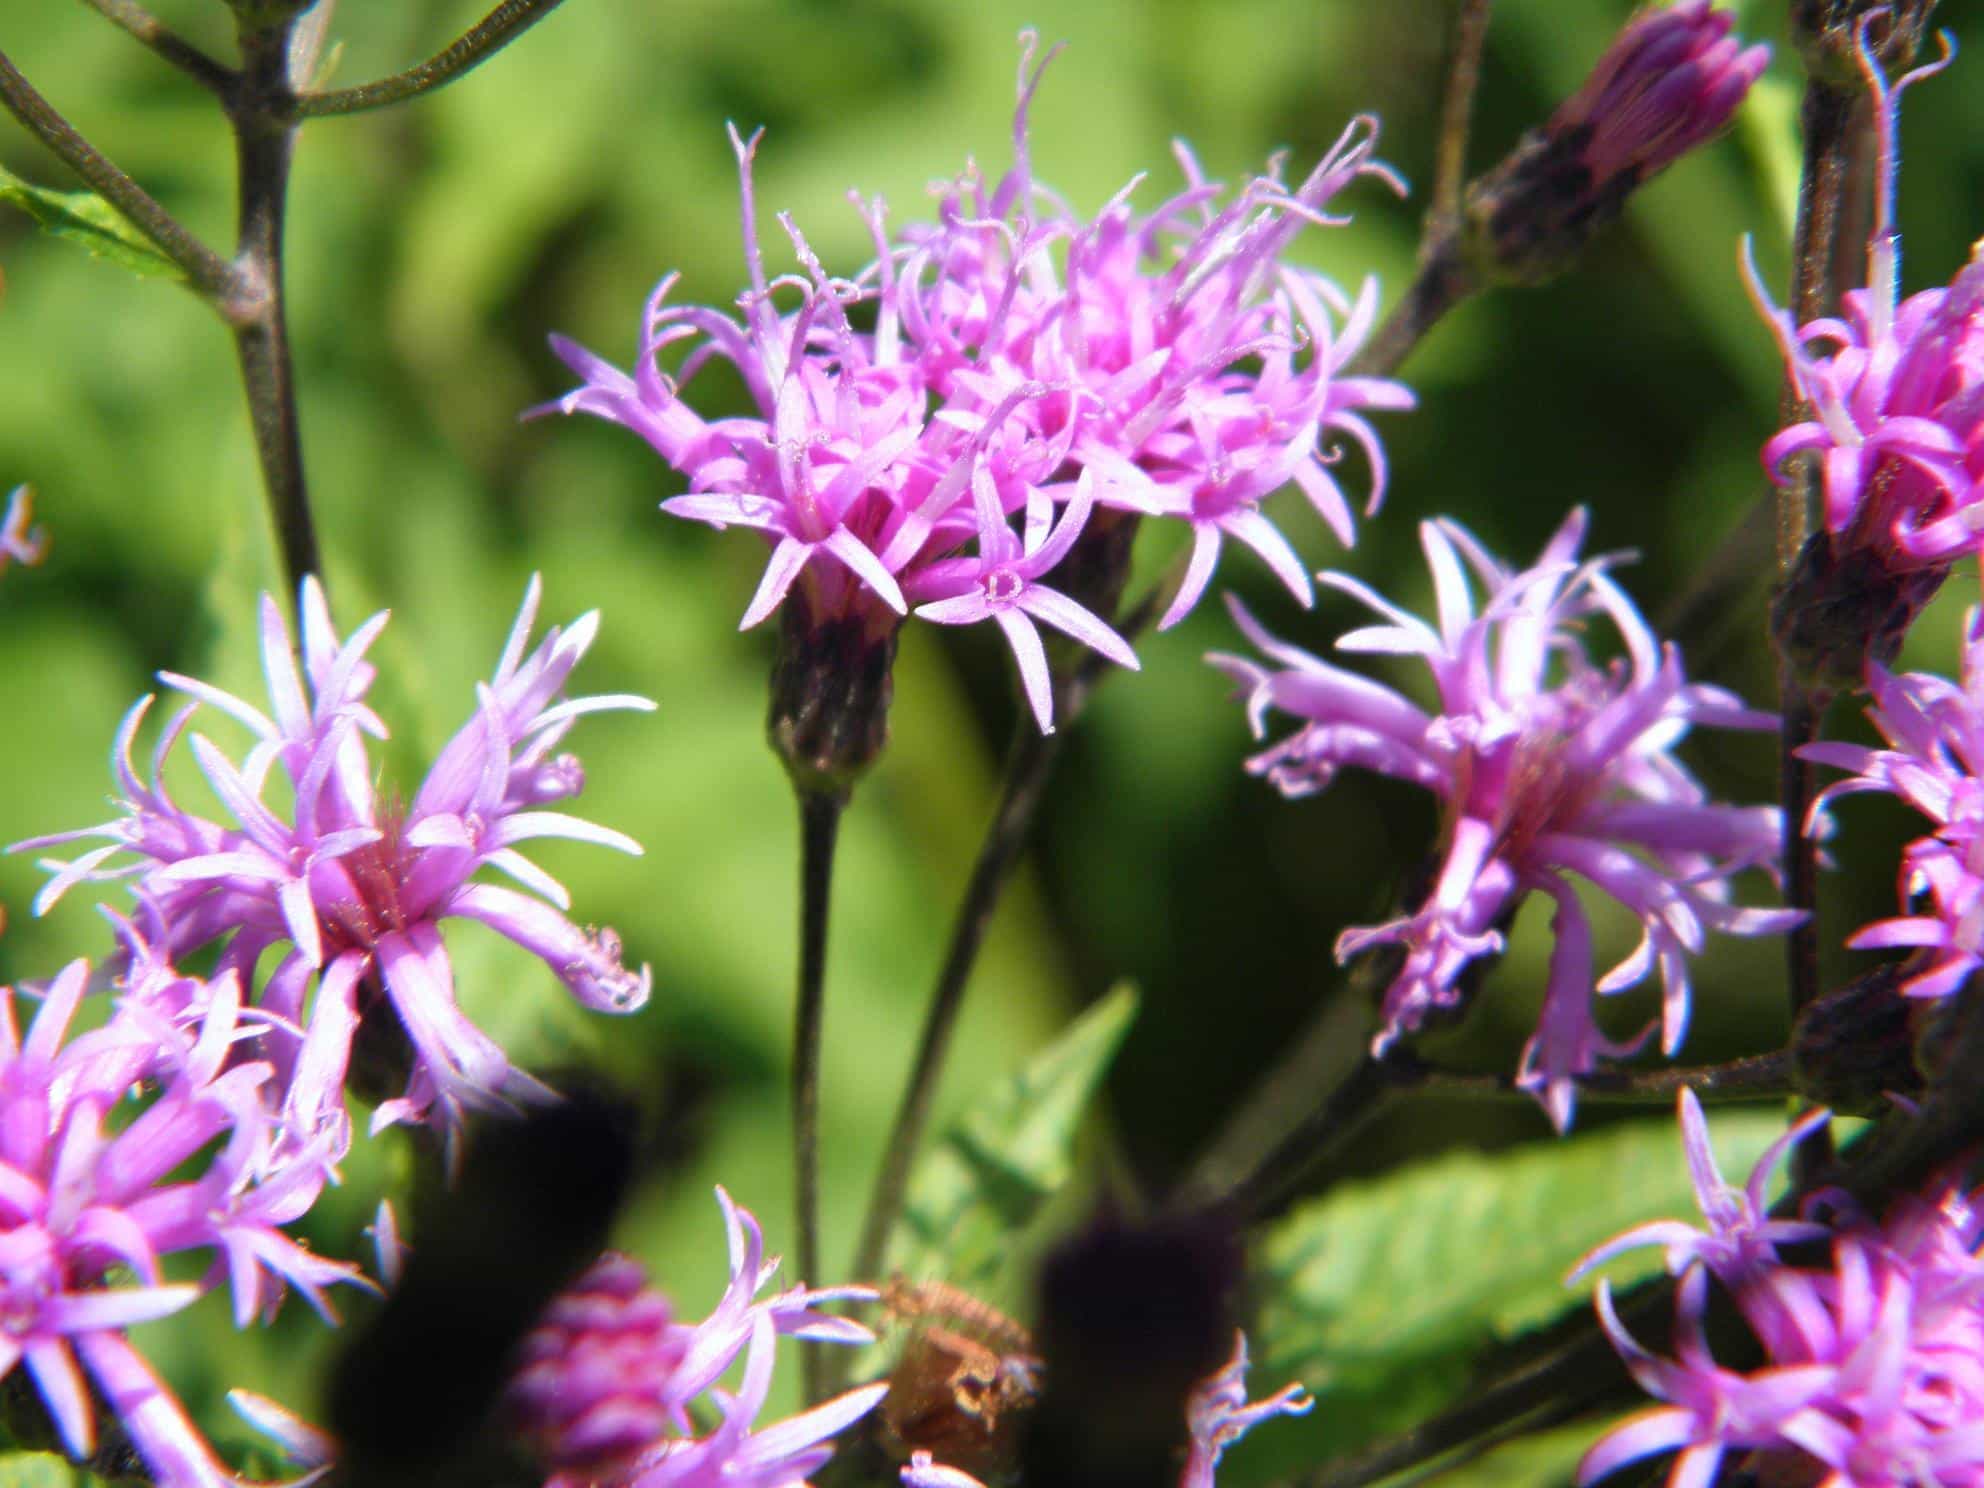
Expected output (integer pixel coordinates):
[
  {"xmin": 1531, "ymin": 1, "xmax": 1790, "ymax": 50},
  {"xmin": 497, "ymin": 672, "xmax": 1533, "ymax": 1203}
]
[
  {"xmin": 1194, "ymin": 1050, "xmax": 1400, "ymax": 1226},
  {"xmin": 1404, "ymin": 1049, "xmax": 1797, "ymax": 1105},
  {"xmin": 1774, "ymin": 75, "xmax": 1862, "ymax": 1180},
  {"xmin": 1429, "ymin": 0, "xmax": 1496, "ymax": 235},
  {"xmin": 1346, "ymin": 239, "xmax": 1479, "ymax": 380},
  {"xmin": 77, "ymin": 0, "xmax": 233, "ymax": 91},
  {"xmin": 226, "ymin": 19, "xmax": 319, "ymax": 593},
  {"xmin": 793, "ymin": 788, "xmax": 844, "ymax": 1407},
  {"xmin": 0, "ymin": 48, "xmax": 240, "ymax": 302},
  {"xmin": 296, "ymin": 0, "xmax": 573, "ymax": 117}
]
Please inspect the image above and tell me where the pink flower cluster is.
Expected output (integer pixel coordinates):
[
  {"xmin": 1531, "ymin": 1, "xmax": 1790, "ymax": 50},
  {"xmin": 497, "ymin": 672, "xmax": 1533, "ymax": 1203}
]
[
  {"xmin": 507, "ymin": 1190, "xmax": 884, "ymax": 1488},
  {"xmin": 13, "ymin": 576, "xmax": 654, "ymax": 1149},
  {"xmin": 1806, "ymin": 620, "xmax": 1984, "ymax": 1000},
  {"xmin": 1751, "ymin": 28, "xmax": 1980, "ymax": 574},
  {"xmin": 0, "ymin": 950, "xmax": 373, "ymax": 1487},
  {"xmin": 1212, "ymin": 510, "xmax": 1796, "ymax": 1128},
  {"xmin": 1577, "ymin": 1092, "xmax": 1984, "ymax": 1488},
  {"xmin": 541, "ymin": 35, "xmax": 1410, "ymax": 731}
]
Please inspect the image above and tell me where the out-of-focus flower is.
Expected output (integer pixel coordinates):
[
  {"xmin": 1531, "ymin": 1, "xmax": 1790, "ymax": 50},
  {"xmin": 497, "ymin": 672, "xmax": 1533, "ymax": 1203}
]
[
  {"xmin": 1467, "ymin": 2, "xmax": 1769, "ymax": 287},
  {"xmin": 507, "ymin": 1189, "xmax": 882, "ymax": 1487},
  {"xmin": 1752, "ymin": 26, "xmax": 1971, "ymax": 682},
  {"xmin": 1575, "ymin": 1093, "xmax": 1984, "ymax": 1488},
  {"xmin": 539, "ymin": 35, "xmax": 1409, "ymax": 735},
  {"xmin": 895, "ymin": 1329, "xmax": 1306, "ymax": 1488},
  {"xmin": 0, "ymin": 484, "xmax": 46, "ymax": 573},
  {"xmin": 1211, "ymin": 510, "xmax": 1796, "ymax": 1128},
  {"xmin": 1180, "ymin": 1332, "xmax": 1313, "ymax": 1488},
  {"xmin": 0, "ymin": 960, "xmax": 367, "ymax": 1487},
  {"xmin": 1805, "ymin": 620, "xmax": 1984, "ymax": 999},
  {"xmin": 13, "ymin": 576, "xmax": 654, "ymax": 1145}
]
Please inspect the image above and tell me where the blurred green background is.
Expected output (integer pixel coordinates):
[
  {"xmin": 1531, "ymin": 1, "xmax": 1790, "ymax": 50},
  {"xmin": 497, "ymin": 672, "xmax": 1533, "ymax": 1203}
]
[{"xmin": 2, "ymin": 0, "xmax": 1982, "ymax": 1479}]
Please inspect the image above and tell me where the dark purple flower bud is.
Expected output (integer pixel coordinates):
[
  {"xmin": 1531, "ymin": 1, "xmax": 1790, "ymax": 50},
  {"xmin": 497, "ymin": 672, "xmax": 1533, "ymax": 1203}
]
[{"xmin": 1466, "ymin": 2, "xmax": 1768, "ymax": 287}]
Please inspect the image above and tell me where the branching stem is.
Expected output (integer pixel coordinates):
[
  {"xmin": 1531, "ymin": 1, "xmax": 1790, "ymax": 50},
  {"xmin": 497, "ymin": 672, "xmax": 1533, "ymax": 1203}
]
[
  {"xmin": 1429, "ymin": 0, "xmax": 1495, "ymax": 235},
  {"xmin": 77, "ymin": 0, "xmax": 233, "ymax": 92},
  {"xmin": 0, "ymin": 48, "xmax": 239, "ymax": 303},
  {"xmin": 225, "ymin": 18, "xmax": 319, "ymax": 592},
  {"xmin": 295, "ymin": 0, "xmax": 573, "ymax": 117}
]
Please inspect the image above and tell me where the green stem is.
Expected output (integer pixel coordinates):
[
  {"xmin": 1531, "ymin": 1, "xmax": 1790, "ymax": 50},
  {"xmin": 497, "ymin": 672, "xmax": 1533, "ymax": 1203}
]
[
  {"xmin": 0, "ymin": 48, "xmax": 240, "ymax": 303},
  {"xmin": 296, "ymin": 0, "xmax": 573, "ymax": 118}
]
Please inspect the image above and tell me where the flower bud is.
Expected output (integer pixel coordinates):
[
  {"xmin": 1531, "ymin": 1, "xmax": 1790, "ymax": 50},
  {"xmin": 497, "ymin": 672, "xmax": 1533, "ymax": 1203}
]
[
  {"xmin": 767, "ymin": 590, "xmax": 902, "ymax": 802},
  {"xmin": 1464, "ymin": 2, "xmax": 1768, "ymax": 287},
  {"xmin": 506, "ymin": 1253, "xmax": 685, "ymax": 1476}
]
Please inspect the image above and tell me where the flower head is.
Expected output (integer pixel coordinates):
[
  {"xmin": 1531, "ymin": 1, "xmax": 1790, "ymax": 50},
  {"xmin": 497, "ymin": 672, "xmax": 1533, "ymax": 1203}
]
[
  {"xmin": 508, "ymin": 1189, "xmax": 882, "ymax": 1488},
  {"xmin": 539, "ymin": 36, "xmax": 1409, "ymax": 732},
  {"xmin": 0, "ymin": 960, "xmax": 368, "ymax": 1487},
  {"xmin": 13, "ymin": 577, "xmax": 654, "ymax": 1146},
  {"xmin": 1751, "ymin": 24, "xmax": 1974, "ymax": 678},
  {"xmin": 1576, "ymin": 1098, "xmax": 1984, "ymax": 1488},
  {"xmin": 1211, "ymin": 509, "xmax": 1797, "ymax": 1127},
  {"xmin": 1805, "ymin": 620, "xmax": 1984, "ymax": 999}
]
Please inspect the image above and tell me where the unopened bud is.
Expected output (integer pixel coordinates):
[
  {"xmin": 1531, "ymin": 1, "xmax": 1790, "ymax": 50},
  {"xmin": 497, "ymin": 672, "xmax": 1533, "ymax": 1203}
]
[
  {"xmin": 1464, "ymin": 2, "xmax": 1768, "ymax": 287},
  {"xmin": 767, "ymin": 589, "xmax": 901, "ymax": 801}
]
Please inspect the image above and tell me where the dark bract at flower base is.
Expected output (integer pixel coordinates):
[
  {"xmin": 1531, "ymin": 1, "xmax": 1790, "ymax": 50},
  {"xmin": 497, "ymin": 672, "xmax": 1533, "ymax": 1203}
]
[
  {"xmin": 1211, "ymin": 509, "xmax": 1797, "ymax": 1129},
  {"xmin": 538, "ymin": 32, "xmax": 1411, "ymax": 736}
]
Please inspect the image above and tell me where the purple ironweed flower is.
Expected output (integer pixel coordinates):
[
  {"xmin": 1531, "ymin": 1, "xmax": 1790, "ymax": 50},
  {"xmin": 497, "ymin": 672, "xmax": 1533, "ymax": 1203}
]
[
  {"xmin": 1575, "ymin": 1093, "xmax": 1984, "ymax": 1488},
  {"xmin": 0, "ymin": 484, "xmax": 46, "ymax": 573},
  {"xmin": 1210, "ymin": 509, "xmax": 1797, "ymax": 1128},
  {"xmin": 13, "ymin": 576, "xmax": 654, "ymax": 1144},
  {"xmin": 0, "ymin": 959, "xmax": 369, "ymax": 1486},
  {"xmin": 895, "ymin": 1329, "xmax": 1306, "ymax": 1488},
  {"xmin": 539, "ymin": 35, "xmax": 1409, "ymax": 732},
  {"xmin": 509, "ymin": 1189, "xmax": 882, "ymax": 1488},
  {"xmin": 1804, "ymin": 621, "xmax": 1984, "ymax": 1000},
  {"xmin": 1467, "ymin": 3, "xmax": 1768, "ymax": 288},
  {"xmin": 1752, "ymin": 29, "xmax": 1978, "ymax": 579}
]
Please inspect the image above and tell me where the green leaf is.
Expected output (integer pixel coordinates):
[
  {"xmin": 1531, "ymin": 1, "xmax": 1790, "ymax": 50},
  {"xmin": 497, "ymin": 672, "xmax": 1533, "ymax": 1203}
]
[
  {"xmin": 1246, "ymin": 1110, "xmax": 1788, "ymax": 1467},
  {"xmin": 887, "ymin": 982, "xmax": 1139, "ymax": 1289},
  {"xmin": 0, "ymin": 167, "xmax": 186, "ymax": 283},
  {"xmin": 1432, "ymin": 1417, "xmax": 1616, "ymax": 1488},
  {"xmin": 0, "ymin": 1453, "xmax": 78, "ymax": 1488}
]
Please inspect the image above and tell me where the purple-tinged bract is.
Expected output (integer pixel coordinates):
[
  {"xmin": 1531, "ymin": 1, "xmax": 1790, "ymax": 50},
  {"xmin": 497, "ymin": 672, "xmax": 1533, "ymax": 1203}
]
[
  {"xmin": 539, "ymin": 35, "xmax": 1410, "ymax": 731},
  {"xmin": 1575, "ymin": 1092, "xmax": 1984, "ymax": 1488},
  {"xmin": 1211, "ymin": 509, "xmax": 1796, "ymax": 1128},
  {"xmin": 13, "ymin": 576, "xmax": 655, "ymax": 1146},
  {"xmin": 510, "ymin": 1189, "xmax": 882, "ymax": 1488},
  {"xmin": 1805, "ymin": 619, "xmax": 1984, "ymax": 999},
  {"xmin": 0, "ymin": 959, "xmax": 368, "ymax": 1487}
]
